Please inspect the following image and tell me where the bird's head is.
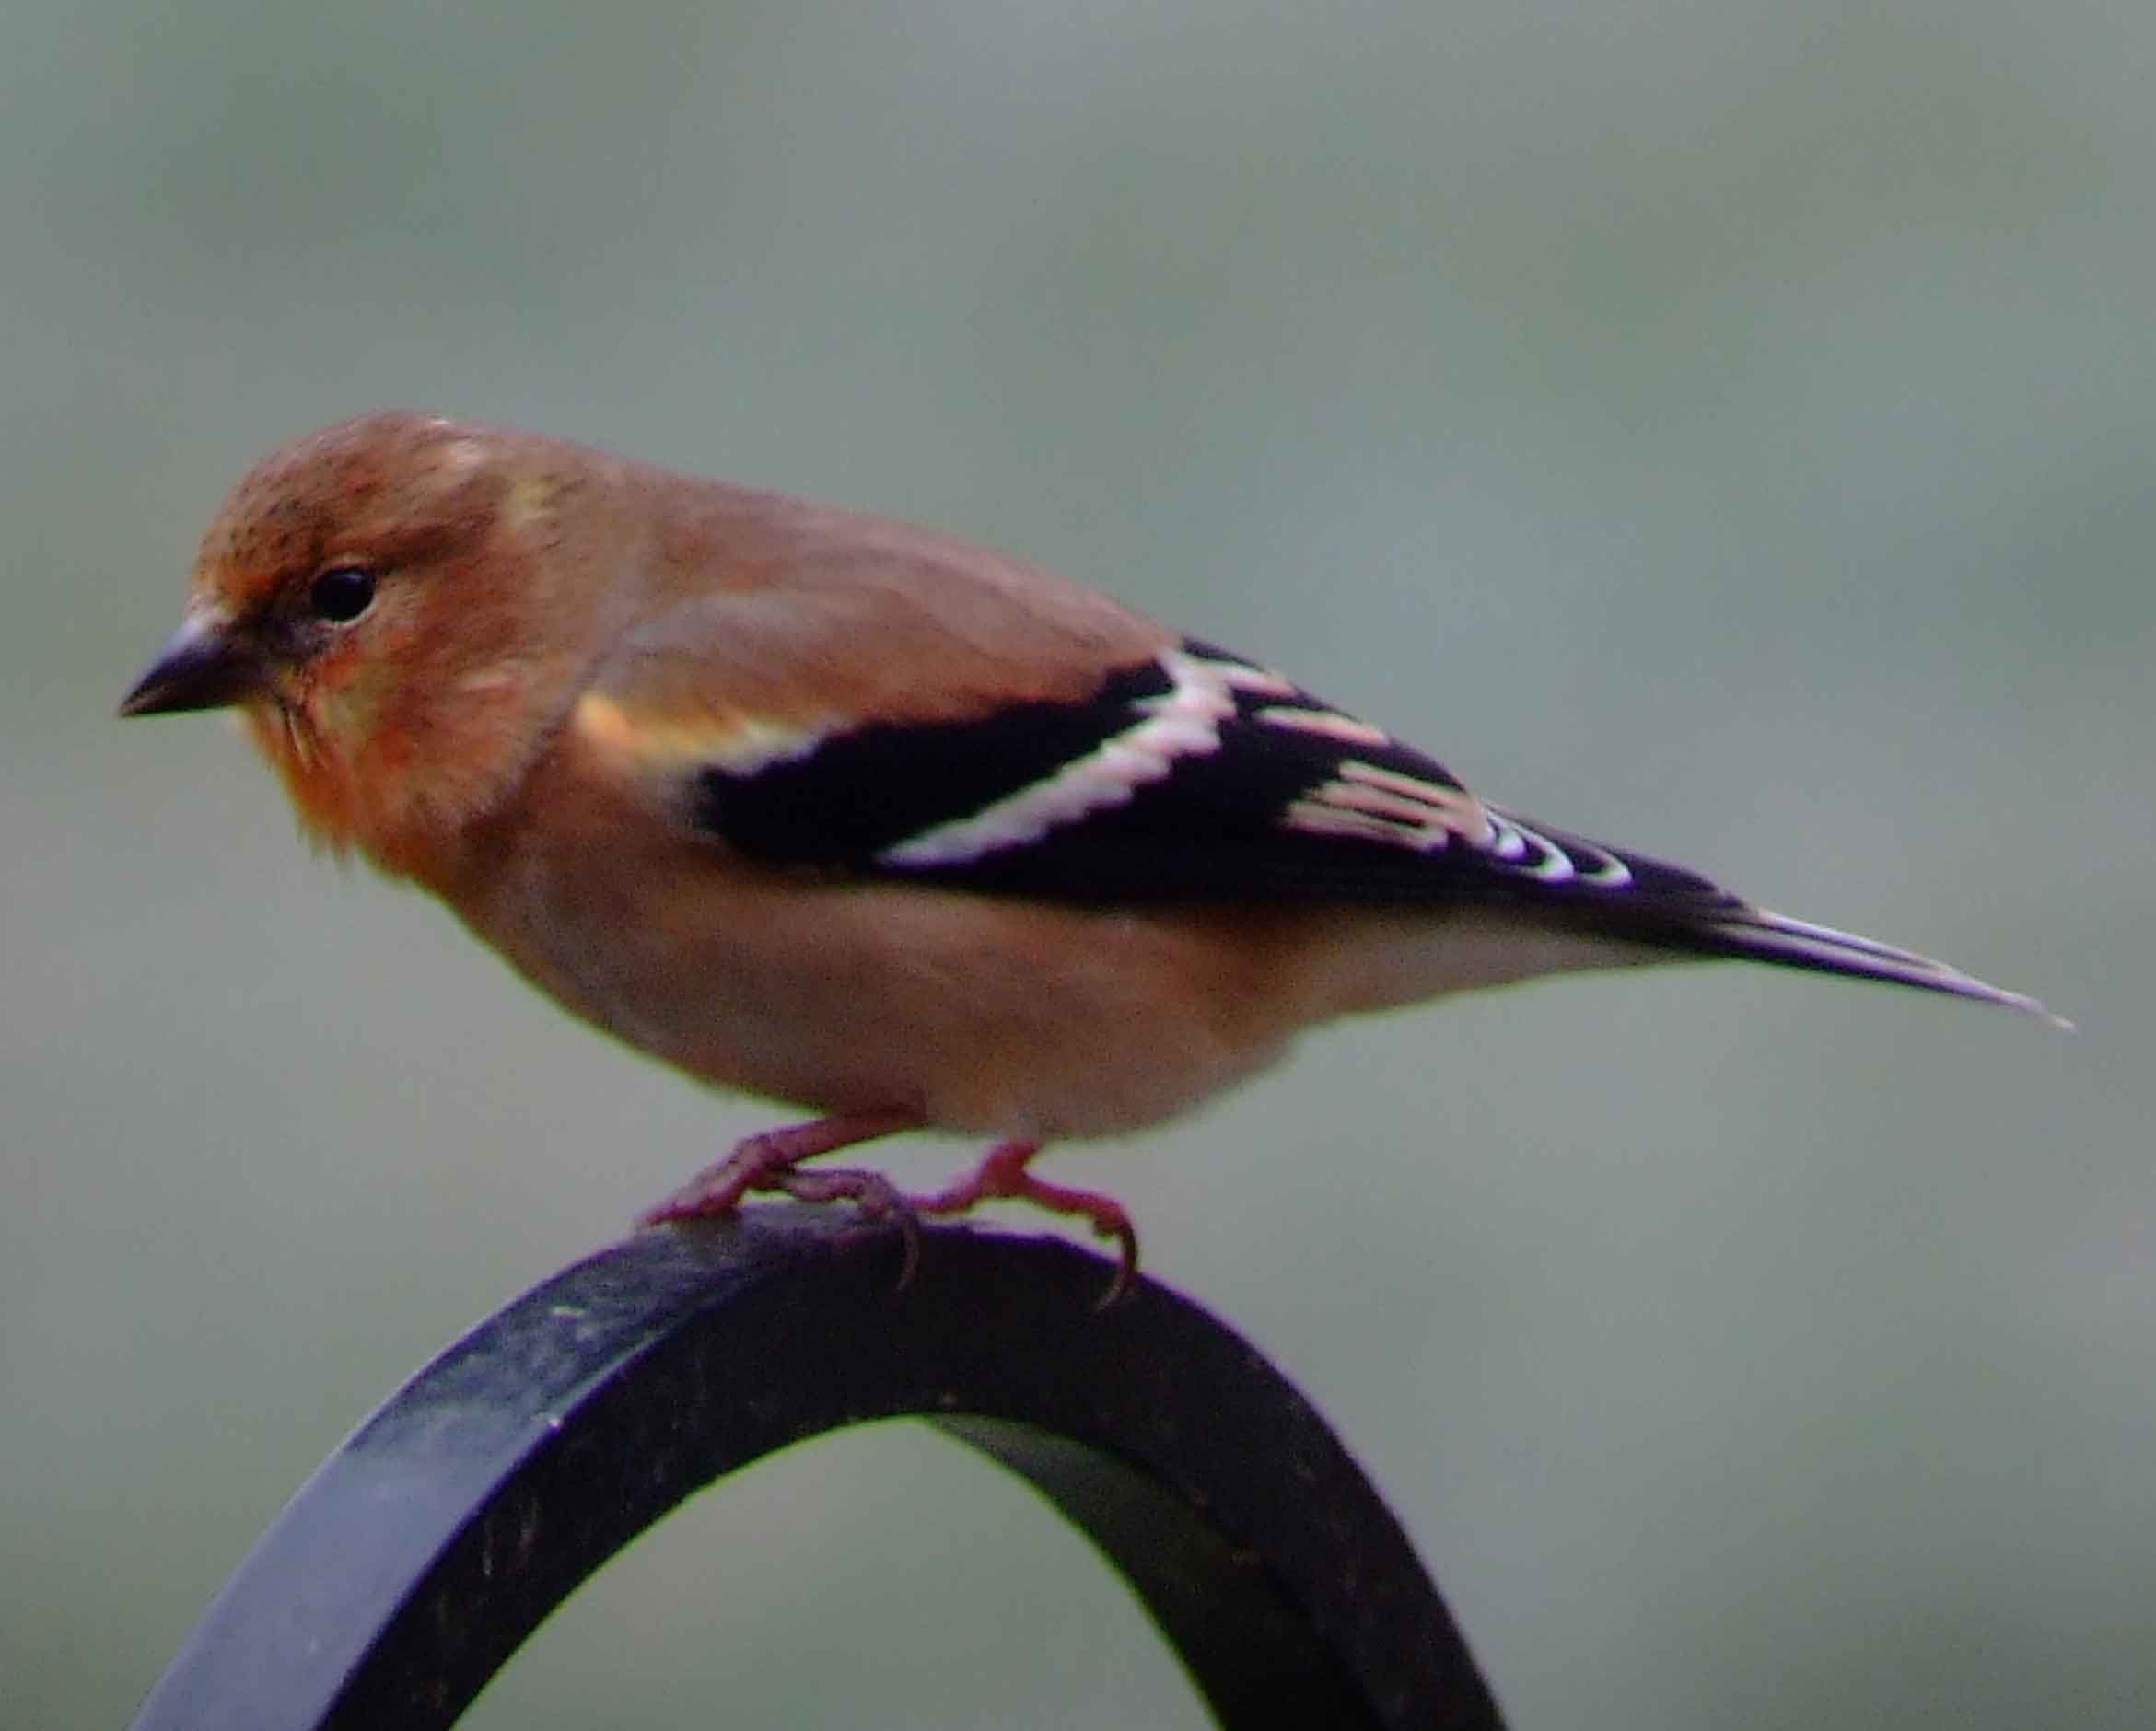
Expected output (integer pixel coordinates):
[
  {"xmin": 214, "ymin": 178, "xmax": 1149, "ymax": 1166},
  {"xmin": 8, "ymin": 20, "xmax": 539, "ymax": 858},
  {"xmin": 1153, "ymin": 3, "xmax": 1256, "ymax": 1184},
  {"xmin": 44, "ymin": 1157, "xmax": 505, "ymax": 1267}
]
[{"xmin": 121, "ymin": 411, "xmax": 621, "ymax": 875}]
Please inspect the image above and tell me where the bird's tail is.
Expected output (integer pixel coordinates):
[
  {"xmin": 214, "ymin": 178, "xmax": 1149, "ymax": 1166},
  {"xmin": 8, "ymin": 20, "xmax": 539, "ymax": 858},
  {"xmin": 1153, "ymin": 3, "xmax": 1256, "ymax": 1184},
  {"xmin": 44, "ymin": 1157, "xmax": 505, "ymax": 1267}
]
[{"xmin": 1668, "ymin": 906, "xmax": 2070, "ymax": 1028}]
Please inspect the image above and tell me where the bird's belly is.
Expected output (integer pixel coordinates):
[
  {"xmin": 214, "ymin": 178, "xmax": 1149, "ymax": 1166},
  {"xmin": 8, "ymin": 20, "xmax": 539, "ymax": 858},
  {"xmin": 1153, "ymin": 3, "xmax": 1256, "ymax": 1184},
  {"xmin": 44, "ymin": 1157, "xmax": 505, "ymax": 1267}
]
[{"xmin": 463, "ymin": 853, "xmax": 1316, "ymax": 1141}]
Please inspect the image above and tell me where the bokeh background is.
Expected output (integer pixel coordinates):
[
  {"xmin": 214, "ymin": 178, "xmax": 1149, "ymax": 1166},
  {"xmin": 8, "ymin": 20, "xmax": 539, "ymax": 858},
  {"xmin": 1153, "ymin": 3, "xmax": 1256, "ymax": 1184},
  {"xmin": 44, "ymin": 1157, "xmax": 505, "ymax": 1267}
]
[{"xmin": 4, "ymin": 4, "xmax": 2150, "ymax": 1726}]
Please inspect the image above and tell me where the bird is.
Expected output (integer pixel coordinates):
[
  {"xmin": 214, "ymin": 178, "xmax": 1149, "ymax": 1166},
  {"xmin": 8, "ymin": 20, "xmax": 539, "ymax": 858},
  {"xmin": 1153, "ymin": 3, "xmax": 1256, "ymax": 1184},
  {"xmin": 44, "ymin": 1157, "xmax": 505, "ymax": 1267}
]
[{"xmin": 120, "ymin": 412, "xmax": 2061, "ymax": 1298}]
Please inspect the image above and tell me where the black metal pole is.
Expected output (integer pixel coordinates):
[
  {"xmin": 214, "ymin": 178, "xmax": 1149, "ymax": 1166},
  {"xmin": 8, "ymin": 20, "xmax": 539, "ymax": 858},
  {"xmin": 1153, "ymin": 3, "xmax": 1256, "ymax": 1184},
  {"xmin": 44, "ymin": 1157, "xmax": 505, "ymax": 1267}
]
[{"xmin": 128, "ymin": 1206, "xmax": 1507, "ymax": 1729}]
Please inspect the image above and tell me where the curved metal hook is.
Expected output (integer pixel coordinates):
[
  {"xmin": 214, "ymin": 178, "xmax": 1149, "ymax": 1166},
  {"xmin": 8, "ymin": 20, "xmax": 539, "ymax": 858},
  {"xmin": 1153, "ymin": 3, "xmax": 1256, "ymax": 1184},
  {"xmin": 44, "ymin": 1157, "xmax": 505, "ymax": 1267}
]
[{"xmin": 129, "ymin": 1208, "xmax": 1505, "ymax": 1729}]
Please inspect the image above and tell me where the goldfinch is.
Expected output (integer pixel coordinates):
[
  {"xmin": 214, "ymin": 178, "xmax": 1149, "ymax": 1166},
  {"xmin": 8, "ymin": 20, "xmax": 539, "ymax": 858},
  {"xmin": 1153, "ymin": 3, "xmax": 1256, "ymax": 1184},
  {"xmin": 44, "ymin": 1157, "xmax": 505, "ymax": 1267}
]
[{"xmin": 120, "ymin": 412, "xmax": 2060, "ymax": 1295}]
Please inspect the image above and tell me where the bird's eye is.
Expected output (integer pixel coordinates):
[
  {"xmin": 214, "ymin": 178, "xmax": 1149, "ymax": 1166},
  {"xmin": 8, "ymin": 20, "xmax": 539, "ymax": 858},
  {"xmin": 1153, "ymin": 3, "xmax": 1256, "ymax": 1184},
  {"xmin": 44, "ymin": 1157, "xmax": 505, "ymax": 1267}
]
[{"xmin": 309, "ymin": 565, "xmax": 377, "ymax": 622}]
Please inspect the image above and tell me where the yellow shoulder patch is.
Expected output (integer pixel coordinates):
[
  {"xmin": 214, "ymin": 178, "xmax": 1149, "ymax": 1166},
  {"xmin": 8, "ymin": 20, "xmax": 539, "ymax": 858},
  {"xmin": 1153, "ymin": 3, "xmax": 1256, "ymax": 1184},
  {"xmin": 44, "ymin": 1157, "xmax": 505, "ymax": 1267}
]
[{"xmin": 571, "ymin": 691, "xmax": 831, "ymax": 777}]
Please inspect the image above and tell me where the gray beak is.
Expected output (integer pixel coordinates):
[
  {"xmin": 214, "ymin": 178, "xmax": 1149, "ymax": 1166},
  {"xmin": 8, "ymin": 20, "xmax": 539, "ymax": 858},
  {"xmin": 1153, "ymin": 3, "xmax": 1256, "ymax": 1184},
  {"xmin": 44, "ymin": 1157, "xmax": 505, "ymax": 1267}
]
[{"xmin": 119, "ymin": 615, "xmax": 262, "ymax": 716}]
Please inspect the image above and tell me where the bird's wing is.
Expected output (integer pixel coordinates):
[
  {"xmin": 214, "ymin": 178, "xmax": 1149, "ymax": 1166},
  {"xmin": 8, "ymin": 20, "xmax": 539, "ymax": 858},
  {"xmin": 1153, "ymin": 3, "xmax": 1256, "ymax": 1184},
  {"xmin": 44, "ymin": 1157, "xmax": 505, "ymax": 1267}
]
[
  {"xmin": 577, "ymin": 610, "xmax": 1731, "ymax": 912},
  {"xmin": 573, "ymin": 610, "xmax": 2057, "ymax": 1018}
]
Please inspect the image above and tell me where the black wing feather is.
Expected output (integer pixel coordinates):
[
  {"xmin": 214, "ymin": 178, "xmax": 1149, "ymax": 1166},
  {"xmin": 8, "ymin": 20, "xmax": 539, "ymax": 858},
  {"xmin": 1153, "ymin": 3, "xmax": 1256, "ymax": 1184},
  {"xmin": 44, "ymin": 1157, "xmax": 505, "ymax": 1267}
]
[
  {"xmin": 693, "ymin": 638, "xmax": 1741, "ymax": 914},
  {"xmin": 685, "ymin": 638, "xmax": 2058, "ymax": 1019}
]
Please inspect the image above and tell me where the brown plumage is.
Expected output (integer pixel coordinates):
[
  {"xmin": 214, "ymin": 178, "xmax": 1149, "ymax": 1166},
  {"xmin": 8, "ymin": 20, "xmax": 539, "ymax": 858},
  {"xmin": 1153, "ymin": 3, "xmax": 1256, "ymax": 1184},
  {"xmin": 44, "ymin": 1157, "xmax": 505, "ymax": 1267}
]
[{"xmin": 121, "ymin": 412, "xmax": 2058, "ymax": 1297}]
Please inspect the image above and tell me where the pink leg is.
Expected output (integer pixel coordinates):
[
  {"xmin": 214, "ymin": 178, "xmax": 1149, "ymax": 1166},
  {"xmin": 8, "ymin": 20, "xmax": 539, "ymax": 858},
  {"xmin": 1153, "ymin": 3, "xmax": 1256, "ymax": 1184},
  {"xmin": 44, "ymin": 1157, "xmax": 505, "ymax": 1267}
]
[
  {"xmin": 913, "ymin": 1139, "xmax": 1141, "ymax": 1306},
  {"xmin": 637, "ymin": 1108, "xmax": 925, "ymax": 1226}
]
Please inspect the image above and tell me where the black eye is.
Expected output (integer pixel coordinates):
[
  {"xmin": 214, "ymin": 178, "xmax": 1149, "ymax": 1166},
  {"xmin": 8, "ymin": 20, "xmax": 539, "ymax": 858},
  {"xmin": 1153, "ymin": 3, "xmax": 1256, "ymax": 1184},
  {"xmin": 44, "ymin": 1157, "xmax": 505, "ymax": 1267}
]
[{"xmin": 309, "ymin": 565, "xmax": 377, "ymax": 622}]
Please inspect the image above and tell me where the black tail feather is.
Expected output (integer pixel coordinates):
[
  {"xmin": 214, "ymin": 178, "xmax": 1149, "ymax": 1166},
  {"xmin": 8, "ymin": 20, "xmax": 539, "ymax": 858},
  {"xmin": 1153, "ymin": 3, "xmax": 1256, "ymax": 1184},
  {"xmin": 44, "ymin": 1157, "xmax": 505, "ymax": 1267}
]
[{"xmin": 1662, "ymin": 907, "xmax": 2069, "ymax": 1027}]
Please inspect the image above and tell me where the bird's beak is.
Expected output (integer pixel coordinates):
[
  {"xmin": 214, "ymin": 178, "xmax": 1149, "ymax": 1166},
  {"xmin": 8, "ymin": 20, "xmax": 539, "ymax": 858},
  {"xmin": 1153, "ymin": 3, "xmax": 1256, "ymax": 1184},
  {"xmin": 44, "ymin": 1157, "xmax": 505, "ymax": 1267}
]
[{"xmin": 118, "ymin": 613, "xmax": 262, "ymax": 716}]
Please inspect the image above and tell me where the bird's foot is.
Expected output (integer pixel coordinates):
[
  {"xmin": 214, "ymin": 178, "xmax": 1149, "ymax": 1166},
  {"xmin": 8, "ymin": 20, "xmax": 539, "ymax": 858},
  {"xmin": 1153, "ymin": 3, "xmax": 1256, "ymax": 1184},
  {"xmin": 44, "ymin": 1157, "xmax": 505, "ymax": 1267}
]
[
  {"xmin": 639, "ymin": 1116, "xmax": 1136, "ymax": 1305},
  {"xmin": 912, "ymin": 1138, "xmax": 1141, "ymax": 1307},
  {"xmin": 637, "ymin": 1108, "xmax": 924, "ymax": 1226},
  {"xmin": 766, "ymin": 1164, "xmax": 923, "ymax": 1287}
]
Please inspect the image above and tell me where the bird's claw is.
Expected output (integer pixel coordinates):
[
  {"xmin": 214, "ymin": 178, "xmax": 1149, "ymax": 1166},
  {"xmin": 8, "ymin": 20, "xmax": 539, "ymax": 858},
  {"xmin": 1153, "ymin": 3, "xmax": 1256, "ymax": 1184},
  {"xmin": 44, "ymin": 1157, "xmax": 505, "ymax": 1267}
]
[
  {"xmin": 639, "ymin": 1120, "xmax": 1138, "ymax": 1306},
  {"xmin": 767, "ymin": 1165, "xmax": 923, "ymax": 1288},
  {"xmin": 913, "ymin": 1138, "xmax": 1141, "ymax": 1307}
]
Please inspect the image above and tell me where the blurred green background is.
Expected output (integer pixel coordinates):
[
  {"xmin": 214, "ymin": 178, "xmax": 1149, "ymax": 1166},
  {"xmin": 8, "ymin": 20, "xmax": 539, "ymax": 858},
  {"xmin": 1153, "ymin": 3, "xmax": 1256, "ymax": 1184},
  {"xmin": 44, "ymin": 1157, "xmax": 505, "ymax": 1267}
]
[{"xmin": 3, "ymin": 4, "xmax": 2150, "ymax": 1726}]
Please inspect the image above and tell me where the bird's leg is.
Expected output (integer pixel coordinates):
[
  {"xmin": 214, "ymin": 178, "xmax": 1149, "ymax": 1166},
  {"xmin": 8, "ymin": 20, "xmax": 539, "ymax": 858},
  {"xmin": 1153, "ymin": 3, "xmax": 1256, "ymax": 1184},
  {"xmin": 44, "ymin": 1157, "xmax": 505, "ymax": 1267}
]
[
  {"xmin": 637, "ymin": 1107, "xmax": 925, "ymax": 1226},
  {"xmin": 912, "ymin": 1139, "xmax": 1142, "ymax": 1307}
]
